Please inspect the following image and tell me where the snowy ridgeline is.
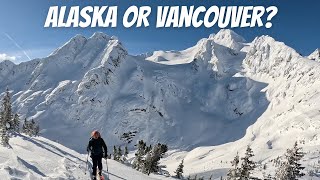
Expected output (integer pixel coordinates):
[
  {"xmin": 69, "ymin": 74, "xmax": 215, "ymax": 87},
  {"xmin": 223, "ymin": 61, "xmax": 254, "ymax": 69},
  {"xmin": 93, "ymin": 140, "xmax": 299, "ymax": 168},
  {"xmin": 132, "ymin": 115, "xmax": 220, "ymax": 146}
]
[{"xmin": 1, "ymin": 29, "xmax": 320, "ymax": 179}]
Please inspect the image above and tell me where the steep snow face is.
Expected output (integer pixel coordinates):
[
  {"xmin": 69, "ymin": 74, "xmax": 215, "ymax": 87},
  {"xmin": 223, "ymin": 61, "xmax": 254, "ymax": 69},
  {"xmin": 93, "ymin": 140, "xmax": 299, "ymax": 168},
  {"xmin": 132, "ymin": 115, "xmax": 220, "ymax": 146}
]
[
  {"xmin": 0, "ymin": 134, "xmax": 173, "ymax": 180},
  {"xmin": 308, "ymin": 48, "xmax": 320, "ymax": 62},
  {"xmin": 1, "ymin": 30, "xmax": 268, "ymax": 153},
  {"xmin": 242, "ymin": 35, "xmax": 320, "ymax": 151},
  {"xmin": 161, "ymin": 35, "xmax": 320, "ymax": 179}
]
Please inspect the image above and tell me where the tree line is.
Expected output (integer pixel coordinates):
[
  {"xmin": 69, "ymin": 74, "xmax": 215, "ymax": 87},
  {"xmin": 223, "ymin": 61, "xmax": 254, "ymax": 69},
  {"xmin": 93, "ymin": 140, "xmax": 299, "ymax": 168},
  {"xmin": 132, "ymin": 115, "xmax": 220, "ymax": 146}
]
[
  {"xmin": 0, "ymin": 88, "xmax": 40, "ymax": 147},
  {"xmin": 112, "ymin": 140, "xmax": 306, "ymax": 179}
]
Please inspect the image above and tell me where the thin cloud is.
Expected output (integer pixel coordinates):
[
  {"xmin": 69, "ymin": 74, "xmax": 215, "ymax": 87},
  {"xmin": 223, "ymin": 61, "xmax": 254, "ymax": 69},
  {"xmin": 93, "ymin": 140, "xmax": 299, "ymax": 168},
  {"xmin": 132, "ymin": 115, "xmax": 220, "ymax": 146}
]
[
  {"xmin": 0, "ymin": 53, "xmax": 16, "ymax": 62},
  {"xmin": 3, "ymin": 33, "xmax": 31, "ymax": 61}
]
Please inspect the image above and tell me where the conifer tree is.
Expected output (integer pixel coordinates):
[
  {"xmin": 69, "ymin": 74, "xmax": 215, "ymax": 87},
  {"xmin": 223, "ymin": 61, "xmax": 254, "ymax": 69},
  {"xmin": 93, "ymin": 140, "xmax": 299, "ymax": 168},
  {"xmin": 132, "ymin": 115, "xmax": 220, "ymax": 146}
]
[
  {"xmin": 22, "ymin": 119, "xmax": 40, "ymax": 137},
  {"xmin": 30, "ymin": 119, "xmax": 40, "ymax": 136},
  {"xmin": 0, "ymin": 108, "xmax": 6, "ymax": 145},
  {"xmin": 275, "ymin": 141, "xmax": 305, "ymax": 180},
  {"xmin": 22, "ymin": 118, "xmax": 28, "ymax": 134},
  {"xmin": 0, "ymin": 126, "xmax": 9, "ymax": 146},
  {"xmin": 113, "ymin": 145, "xmax": 118, "ymax": 161},
  {"xmin": 133, "ymin": 140, "xmax": 147, "ymax": 170},
  {"xmin": 142, "ymin": 143, "xmax": 168, "ymax": 175},
  {"xmin": 34, "ymin": 122, "xmax": 40, "ymax": 136},
  {"xmin": 174, "ymin": 159, "xmax": 184, "ymax": 179},
  {"xmin": 117, "ymin": 146, "xmax": 123, "ymax": 162},
  {"xmin": 12, "ymin": 113, "xmax": 20, "ymax": 133},
  {"xmin": 124, "ymin": 146, "xmax": 129, "ymax": 157},
  {"xmin": 0, "ymin": 88, "xmax": 13, "ymax": 146},
  {"xmin": 2, "ymin": 88, "xmax": 13, "ymax": 131},
  {"xmin": 118, "ymin": 146, "xmax": 123, "ymax": 157},
  {"xmin": 239, "ymin": 146, "xmax": 256, "ymax": 179},
  {"xmin": 227, "ymin": 153, "xmax": 240, "ymax": 180},
  {"xmin": 143, "ymin": 151, "xmax": 153, "ymax": 175}
]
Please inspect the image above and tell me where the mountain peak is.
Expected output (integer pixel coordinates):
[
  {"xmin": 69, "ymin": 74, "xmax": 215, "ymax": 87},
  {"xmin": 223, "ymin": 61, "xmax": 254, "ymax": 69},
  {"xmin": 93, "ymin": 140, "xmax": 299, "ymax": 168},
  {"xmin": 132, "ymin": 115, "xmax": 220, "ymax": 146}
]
[
  {"xmin": 49, "ymin": 34, "xmax": 87, "ymax": 57},
  {"xmin": 0, "ymin": 59, "xmax": 16, "ymax": 67},
  {"xmin": 73, "ymin": 34, "xmax": 87, "ymax": 41},
  {"xmin": 214, "ymin": 29, "xmax": 246, "ymax": 43},
  {"xmin": 209, "ymin": 29, "xmax": 246, "ymax": 51},
  {"xmin": 90, "ymin": 32, "xmax": 112, "ymax": 41},
  {"xmin": 308, "ymin": 48, "xmax": 320, "ymax": 61},
  {"xmin": 49, "ymin": 32, "xmax": 117, "ymax": 58}
]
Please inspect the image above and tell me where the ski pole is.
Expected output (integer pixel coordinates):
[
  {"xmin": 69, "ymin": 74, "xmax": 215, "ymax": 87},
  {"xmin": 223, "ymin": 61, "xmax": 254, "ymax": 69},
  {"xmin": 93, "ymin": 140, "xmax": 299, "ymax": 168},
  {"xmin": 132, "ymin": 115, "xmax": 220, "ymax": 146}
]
[
  {"xmin": 85, "ymin": 151, "xmax": 89, "ymax": 175},
  {"xmin": 105, "ymin": 158, "xmax": 109, "ymax": 179}
]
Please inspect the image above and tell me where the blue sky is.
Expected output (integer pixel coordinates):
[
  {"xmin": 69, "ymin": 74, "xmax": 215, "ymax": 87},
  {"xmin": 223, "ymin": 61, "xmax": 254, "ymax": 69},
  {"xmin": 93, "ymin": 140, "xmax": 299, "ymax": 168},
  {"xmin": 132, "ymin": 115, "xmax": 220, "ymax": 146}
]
[{"xmin": 0, "ymin": 0, "xmax": 319, "ymax": 63}]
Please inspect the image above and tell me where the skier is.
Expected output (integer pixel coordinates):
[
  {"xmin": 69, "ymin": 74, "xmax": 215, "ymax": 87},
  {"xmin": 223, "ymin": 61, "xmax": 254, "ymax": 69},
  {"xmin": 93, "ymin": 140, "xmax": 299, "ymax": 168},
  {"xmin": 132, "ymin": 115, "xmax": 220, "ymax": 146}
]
[{"xmin": 87, "ymin": 130, "xmax": 108, "ymax": 180}]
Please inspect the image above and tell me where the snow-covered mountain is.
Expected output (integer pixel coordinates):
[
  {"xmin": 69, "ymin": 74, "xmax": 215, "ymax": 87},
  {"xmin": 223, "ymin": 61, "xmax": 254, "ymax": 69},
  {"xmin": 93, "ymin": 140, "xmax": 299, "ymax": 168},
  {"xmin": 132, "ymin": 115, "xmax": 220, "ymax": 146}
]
[
  {"xmin": 0, "ymin": 30, "xmax": 269, "ymax": 152},
  {"xmin": 308, "ymin": 48, "xmax": 320, "ymax": 62},
  {"xmin": 1, "ymin": 29, "xmax": 320, "ymax": 178}
]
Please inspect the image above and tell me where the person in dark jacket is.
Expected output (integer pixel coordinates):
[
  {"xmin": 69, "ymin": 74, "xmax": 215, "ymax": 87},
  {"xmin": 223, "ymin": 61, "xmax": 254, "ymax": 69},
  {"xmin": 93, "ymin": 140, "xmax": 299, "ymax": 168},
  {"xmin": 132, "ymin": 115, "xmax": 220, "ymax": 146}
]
[{"xmin": 87, "ymin": 130, "xmax": 108, "ymax": 179}]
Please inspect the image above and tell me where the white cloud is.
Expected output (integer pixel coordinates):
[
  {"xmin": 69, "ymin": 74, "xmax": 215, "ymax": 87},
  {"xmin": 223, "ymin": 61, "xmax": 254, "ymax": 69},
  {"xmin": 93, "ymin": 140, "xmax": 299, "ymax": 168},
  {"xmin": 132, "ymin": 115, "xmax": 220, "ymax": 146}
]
[{"xmin": 0, "ymin": 53, "xmax": 16, "ymax": 62}]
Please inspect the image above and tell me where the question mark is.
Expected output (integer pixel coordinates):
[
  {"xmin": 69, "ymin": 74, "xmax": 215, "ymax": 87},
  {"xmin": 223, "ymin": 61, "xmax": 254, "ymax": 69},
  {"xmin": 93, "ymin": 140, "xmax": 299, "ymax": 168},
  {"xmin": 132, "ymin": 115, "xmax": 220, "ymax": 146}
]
[{"xmin": 265, "ymin": 6, "xmax": 278, "ymax": 28}]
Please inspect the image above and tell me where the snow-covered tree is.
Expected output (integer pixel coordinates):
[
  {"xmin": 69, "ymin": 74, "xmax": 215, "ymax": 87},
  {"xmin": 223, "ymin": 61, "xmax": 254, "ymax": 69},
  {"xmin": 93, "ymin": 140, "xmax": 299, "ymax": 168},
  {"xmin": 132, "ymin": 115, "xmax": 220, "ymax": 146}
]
[
  {"xmin": 0, "ymin": 126, "xmax": 9, "ymax": 146},
  {"xmin": 239, "ymin": 146, "xmax": 256, "ymax": 179},
  {"xmin": 1, "ymin": 88, "xmax": 13, "ymax": 131},
  {"xmin": 275, "ymin": 161, "xmax": 290, "ymax": 180},
  {"xmin": 113, "ymin": 145, "xmax": 118, "ymax": 161},
  {"xmin": 142, "ymin": 143, "xmax": 168, "ymax": 175},
  {"xmin": 174, "ymin": 159, "xmax": 184, "ymax": 179},
  {"xmin": 12, "ymin": 113, "xmax": 20, "ymax": 132},
  {"xmin": 0, "ymin": 88, "xmax": 13, "ymax": 146},
  {"xmin": 22, "ymin": 118, "xmax": 27, "ymax": 134},
  {"xmin": 227, "ymin": 153, "xmax": 240, "ymax": 180},
  {"xmin": 124, "ymin": 146, "xmax": 129, "ymax": 157},
  {"xmin": 118, "ymin": 146, "xmax": 123, "ymax": 158},
  {"xmin": 22, "ymin": 119, "xmax": 40, "ymax": 137},
  {"xmin": 133, "ymin": 140, "xmax": 147, "ymax": 170},
  {"xmin": 117, "ymin": 146, "xmax": 125, "ymax": 162},
  {"xmin": 275, "ymin": 141, "xmax": 305, "ymax": 180}
]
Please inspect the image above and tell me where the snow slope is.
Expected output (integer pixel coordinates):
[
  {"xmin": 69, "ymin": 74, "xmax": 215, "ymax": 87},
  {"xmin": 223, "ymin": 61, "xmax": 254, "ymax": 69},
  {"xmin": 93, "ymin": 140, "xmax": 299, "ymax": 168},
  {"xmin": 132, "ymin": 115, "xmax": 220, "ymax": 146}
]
[{"xmin": 0, "ymin": 134, "xmax": 174, "ymax": 180}]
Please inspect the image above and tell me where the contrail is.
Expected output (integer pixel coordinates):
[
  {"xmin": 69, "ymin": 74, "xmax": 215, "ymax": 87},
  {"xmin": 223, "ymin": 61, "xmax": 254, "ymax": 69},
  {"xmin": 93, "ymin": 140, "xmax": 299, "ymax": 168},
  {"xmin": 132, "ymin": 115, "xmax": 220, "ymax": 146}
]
[{"xmin": 3, "ymin": 33, "xmax": 31, "ymax": 61}]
